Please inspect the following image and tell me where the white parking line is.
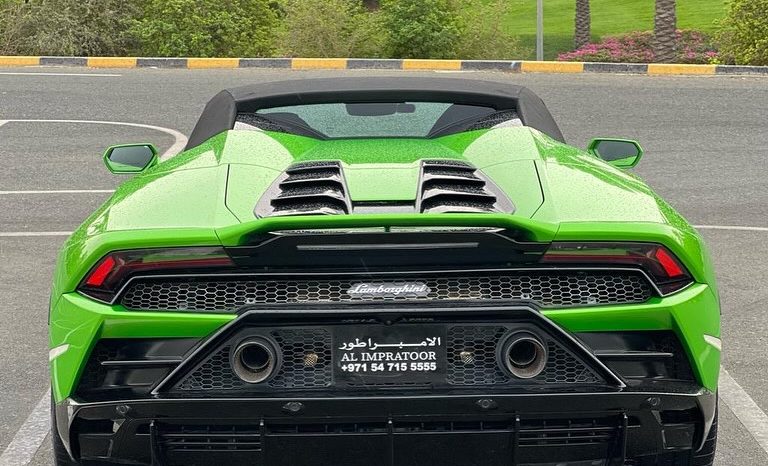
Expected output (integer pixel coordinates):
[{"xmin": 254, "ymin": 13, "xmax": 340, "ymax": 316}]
[
  {"xmin": 2, "ymin": 119, "xmax": 187, "ymax": 160},
  {"xmin": 720, "ymin": 367, "xmax": 768, "ymax": 454},
  {"xmin": 0, "ymin": 190, "xmax": 114, "ymax": 195},
  {"xmin": 694, "ymin": 225, "xmax": 768, "ymax": 232},
  {"xmin": 0, "ymin": 389, "xmax": 50, "ymax": 466},
  {"xmin": 0, "ymin": 232, "xmax": 73, "ymax": 237},
  {"xmin": 4, "ymin": 224, "xmax": 768, "ymax": 237},
  {"xmin": 0, "ymin": 72, "xmax": 121, "ymax": 77}
]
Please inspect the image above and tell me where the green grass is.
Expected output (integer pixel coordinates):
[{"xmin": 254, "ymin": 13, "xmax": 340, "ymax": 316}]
[{"xmin": 486, "ymin": 0, "xmax": 727, "ymax": 59}]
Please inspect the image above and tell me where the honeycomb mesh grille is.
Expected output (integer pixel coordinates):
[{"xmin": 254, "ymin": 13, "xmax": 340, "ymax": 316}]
[
  {"xmin": 446, "ymin": 326, "xmax": 602, "ymax": 386},
  {"xmin": 176, "ymin": 329, "xmax": 332, "ymax": 392},
  {"xmin": 120, "ymin": 271, "xmax": 652, "ymax": 312},
  {"xmin": 77, "ymin": 342, "xmax": 119, "ymax": 391}
]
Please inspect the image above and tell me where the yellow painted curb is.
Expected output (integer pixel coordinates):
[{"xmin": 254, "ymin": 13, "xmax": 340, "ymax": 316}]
[
  {"xmin": 402, "ymin": 59, "xmax": 462, "ymax": 71},
  {"xmin": 187, "ymin": 58, "xmax": 239, "ymax": 69},
  {"xmin": 87, "ymin": 57, "xmax": 138, "ymax": 68},
  {"xmin": 521, "ymin": 61, "xmax": 584, "ymax": 73},
  {"xmin": 292, "ymin": 58, "xmax": 348, "ymax": 70},
  {"xmin": 0, "ymin": 56, "xmax": 41, "ymax": 66},
  {"xmin": 647, "ymin": 64, "xmax": 716, "ymax": 75}
]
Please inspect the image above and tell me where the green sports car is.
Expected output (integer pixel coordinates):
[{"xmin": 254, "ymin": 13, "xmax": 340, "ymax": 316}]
[{"xmin": 49, "ymin": 77, "xmax": 720, "ymax": 466}]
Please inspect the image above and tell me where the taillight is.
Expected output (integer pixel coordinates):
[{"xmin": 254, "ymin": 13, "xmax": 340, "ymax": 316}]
[
  {"xmin": 78, "ymin": 247, "xmax": 235, "ymax": 302},
  {"xmin": 540, "ymin": 242, "xmax": 693, "ymax": 294}
]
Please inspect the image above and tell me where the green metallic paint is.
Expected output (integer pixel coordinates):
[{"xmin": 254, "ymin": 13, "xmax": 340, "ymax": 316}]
[
  {"xmin": 50, "ymin": 293, "xmax": 232, "ymax": 402},
  {"xmin": 50, "ymin": 124, "xmax": 721, "ymax": 402}
]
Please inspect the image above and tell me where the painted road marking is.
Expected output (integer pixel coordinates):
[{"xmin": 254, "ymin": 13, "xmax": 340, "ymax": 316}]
[
  {"xmin": 0, "ymin": 190, "xmax": 114, "ymax": 195},
  {"xmin": 720, "ymin": 367, "xmax": 768, "ymax": 454},
  {"xmin": 2, "ymin": 120, "xmax": 187, "ymax": 160},
  {"xmin": 0, "ymin": 72, "xmax": 121, "ymax": 77},
  {"xmin": 0, "ymin": 232, "xmax": 73, "ymax": 237},
  {"xmin": 3, "ymin": 224, "xmax": 768, "ymax": 236},
  {"xmin": 694, "ymin": 225, "xmax": 768, "ymax": 232},
  {"xmin": 0, "ymin": 389, "xmax": 50, "ymax": 466}
]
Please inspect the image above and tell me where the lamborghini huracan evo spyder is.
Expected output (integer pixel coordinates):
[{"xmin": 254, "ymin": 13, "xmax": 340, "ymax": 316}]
[{"xmin": 49, "ymin": 78, "xmax": 720, "ymax": 466}]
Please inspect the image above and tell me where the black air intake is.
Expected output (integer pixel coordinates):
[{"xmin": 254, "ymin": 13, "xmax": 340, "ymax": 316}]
[
  {"xmin": 416, "ymin": 160, "xmax": 514, "ymax": 214},
  {"xmin": 254, "ymin": 161, "xmax": 352, "ymax": 217}
]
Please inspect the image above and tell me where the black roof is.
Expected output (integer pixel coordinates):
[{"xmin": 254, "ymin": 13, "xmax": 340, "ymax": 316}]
[{"xmin": 185, "ymin": 77, "xmax": 565, "ymax": 150}]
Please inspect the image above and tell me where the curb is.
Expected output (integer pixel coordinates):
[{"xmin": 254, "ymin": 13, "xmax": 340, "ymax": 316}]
[{"xmin": 1, "ymin": 56, "xmax": 767, "ymax": 76}]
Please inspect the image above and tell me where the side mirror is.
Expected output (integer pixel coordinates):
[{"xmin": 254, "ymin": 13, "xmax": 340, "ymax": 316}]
[
  {"xmin": 587, "ymin": 138, "xmax": 643, "ymax": 169},
  {"xmin": 103, "ymin": 144, "xmax": 159, "ymax": 174}
]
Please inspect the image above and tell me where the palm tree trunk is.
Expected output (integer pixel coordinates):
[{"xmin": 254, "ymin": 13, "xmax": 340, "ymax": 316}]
[
  {"xmin": 654, "ymin": 0, "xmax": 677, "ymax": 62},
  {"xmin": 574, "ymin": 0, "xmax": 591, "ymax": 48}
]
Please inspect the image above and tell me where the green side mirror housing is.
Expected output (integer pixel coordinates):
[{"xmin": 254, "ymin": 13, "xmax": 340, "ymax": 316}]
[
  {"xmin": 103, "ymin": 144, "xmax": 159, "ymax": 174},
  {"xmin": 587, "ymin": 138, "xmax": 643, "ymax": 169}
]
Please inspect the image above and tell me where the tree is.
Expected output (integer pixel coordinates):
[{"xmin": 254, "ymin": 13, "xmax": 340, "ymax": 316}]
[
  {"xmin": 574, "ymin": 0, "xmax": 591, "ymax": 48},
  {"xmin": 654, "ymin": 0, "xmax": 677, "ymax": 62}
]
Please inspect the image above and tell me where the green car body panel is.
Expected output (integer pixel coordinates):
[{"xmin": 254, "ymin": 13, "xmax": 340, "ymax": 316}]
[{"xmin": 49, "ymin": 125, "xmax": 720, "ymax": 403}]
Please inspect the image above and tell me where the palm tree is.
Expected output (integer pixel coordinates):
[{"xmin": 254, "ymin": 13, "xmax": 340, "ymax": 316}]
[
  {"xmin": 574, "ymin": 0, "xmax": 591, "ymax": 48},
  {"xmin": 654, "ymin": 0, "xmax": 677, "ymax": 62}
]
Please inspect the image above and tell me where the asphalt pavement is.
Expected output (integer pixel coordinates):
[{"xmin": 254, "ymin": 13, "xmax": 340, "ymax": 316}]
[{"xmin": 0, "ymin": 67, "xmax": 767, "ymax": 465}]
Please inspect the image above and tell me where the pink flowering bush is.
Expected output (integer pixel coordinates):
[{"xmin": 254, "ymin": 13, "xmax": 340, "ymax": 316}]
[{"xmin": 558, "ymin": 30, "xmax": 719, "ymax": 64}]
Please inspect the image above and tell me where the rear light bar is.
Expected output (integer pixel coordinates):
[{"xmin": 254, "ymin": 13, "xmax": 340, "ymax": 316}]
[
  {"xmin": 78, "ymin": 247, "xmax": 235, "ymax": 302},
  {"xmin": 77, "ymin": 242, "xmax": 693, "ymax": 304},
  {"xmin": 540, "ymin": 242, "xmax": 693, "ymax": 294}
]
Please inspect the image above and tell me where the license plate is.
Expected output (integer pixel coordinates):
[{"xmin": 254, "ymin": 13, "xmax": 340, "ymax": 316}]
[{"xmin": 334, "ymin": 325, "xmax": 446, "ymax": 385}]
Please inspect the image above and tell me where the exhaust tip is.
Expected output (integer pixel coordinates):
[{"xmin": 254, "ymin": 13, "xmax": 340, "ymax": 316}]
[
  {"xmin": 231, "ymin": 338, "xmax": 278, "ymax": 384},
  {"xmin": 501, "ymin": 332, "xmax": 547, "ymax": 379}
]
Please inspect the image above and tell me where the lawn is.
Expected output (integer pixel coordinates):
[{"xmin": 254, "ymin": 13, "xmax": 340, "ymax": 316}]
[{"xmin": 489, "ymin": 0, "xmax": 727, "ymax": 59}]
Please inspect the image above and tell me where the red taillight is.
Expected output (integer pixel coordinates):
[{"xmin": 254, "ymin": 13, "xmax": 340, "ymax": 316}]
[
  {"xmin": 541, "ymin": 242, "xmax": 692, "ymax": 294},
  {"xmin": 653, "ymin": 247, "xmax": 685, "ymax": 278},
  {"xmin": 84, "ymin": 255, "xmax": 116, "ymax": 287},
  {"xmin": 79, "ymin": 247, "xmax": 235, "ymax": 302}
]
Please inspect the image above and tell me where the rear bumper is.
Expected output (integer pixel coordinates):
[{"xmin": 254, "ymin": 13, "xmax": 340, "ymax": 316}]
[{"xmin": 56, "ymin": 390, "xmax": 716, "ymax": 466}]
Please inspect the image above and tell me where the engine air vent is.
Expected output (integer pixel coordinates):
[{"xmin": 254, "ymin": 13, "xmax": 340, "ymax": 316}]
[
  {"xmin": 416, "ymin": 160, "xmax": 514, "ymax": 214},
  {"xmin": 254, "ymin": 161, "xmax": 352, "ymax": 218}
]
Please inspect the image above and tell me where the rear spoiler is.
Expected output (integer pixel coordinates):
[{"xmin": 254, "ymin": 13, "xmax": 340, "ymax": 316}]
[{"xmin": 214, "ymin": 213, "xmax": 559, "ymax": 246}]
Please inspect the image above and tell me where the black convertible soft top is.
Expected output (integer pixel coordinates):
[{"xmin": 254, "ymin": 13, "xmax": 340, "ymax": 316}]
[{"xmin": 184, "ymin": 77, "xmax": 565, "ymax": 150}]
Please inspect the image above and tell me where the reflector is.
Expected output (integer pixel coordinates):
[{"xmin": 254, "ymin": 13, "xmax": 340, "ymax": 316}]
[{"xmin": 84, "ymin": 256, "xmax": 116, "ymax": 287}]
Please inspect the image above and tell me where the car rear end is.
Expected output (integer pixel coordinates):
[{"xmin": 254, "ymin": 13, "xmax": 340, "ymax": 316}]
[{"xmin": 51, "ymin": 215, "xmax": 719, "ymax": 466}]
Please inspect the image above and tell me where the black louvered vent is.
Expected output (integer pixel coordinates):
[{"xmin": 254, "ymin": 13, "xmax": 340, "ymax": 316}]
[
  {"xmin": 416, "ymin": 160, "xmax": 514, "ymax": 214},
  {"xmin": 254, "ymin": 161, "xmax": 352, "ymax": 218}
]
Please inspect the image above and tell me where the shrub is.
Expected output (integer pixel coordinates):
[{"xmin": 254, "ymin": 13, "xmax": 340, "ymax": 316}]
[
  {"xmin": 716, "ymin": 0, "xmax": 768, "ymax": 66},
  {"xmin": 558, "ymin": 30, "xmax": 718, "ymax": 64},
  {"xmin": 456, "ymin": 0, "xmax": 530, "ymax": 60},
  {"xmin": 1, "ymin": 0, "xmax": 138, "ymax": 56},
  {"xmin": 380, "ymin": 0, "xmax": 462, "ymax": 59},
  {"xmin": 0, "ymin": 0, "xmax": 25, "ymax": 55},
  {"xmin": 132, "ymin": 0, "xmax": 279, "ymax": 57},
  {"xmin": 281, "ymin": 0, "xmax": 385, "ymax": 58}
]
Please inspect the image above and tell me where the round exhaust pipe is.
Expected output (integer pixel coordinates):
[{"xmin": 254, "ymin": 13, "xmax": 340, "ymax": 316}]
[
  {"xmin": 500, "ymin": 332, "xmax": 547, "ymax": 379},
  {"xmin": 231, "ymin": 337, "xmax": 279, "ymax": 384}
]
